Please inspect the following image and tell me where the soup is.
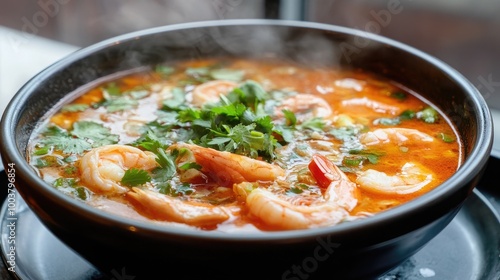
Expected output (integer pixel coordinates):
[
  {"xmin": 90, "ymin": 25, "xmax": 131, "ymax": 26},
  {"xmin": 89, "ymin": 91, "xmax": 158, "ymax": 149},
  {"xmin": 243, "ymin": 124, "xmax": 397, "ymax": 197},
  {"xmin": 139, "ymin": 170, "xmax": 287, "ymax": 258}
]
[{"xmin": 27, "ymin": 57, "xmax": 462, "ymax": 232}]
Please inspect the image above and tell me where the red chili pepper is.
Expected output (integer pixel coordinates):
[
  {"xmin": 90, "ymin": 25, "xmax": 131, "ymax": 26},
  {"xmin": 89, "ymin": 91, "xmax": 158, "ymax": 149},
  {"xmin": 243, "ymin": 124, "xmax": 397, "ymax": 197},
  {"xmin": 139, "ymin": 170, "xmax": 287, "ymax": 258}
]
[{"xmin": 308, "ymin": 154, "xmax": 341, "ymax": 189}]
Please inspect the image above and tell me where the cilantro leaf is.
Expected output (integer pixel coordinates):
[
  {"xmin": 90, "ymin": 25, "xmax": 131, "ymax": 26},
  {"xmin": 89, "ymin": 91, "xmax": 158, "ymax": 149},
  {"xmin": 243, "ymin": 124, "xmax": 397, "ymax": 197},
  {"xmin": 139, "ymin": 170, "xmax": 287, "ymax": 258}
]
[
  {"xmin": 283, "ymin": 110, "xmax": 297, "ymax": 127},
  {"xmin": 40, "ymin": 135, "xmax": 92, "ymax": 155},
  {"xmin": 390, "ymin": 91, "xmax": 407, "ymax": 100},
  {"xmin": 121, "ymin": 168, "xmax": 151, "ymax": 186},
  {"xmin": 103, "ymin": 83, "xmax": 120, "ymax": 96},
  {"xmin": 210, "ymin": 69, "xmax": 245, "ymax": 82},
  {"xmin": 105, "ymin": 97, "xmax": 138, "ymax": 113},
  {"xmin": 417, "ymin": 107, "xmax": 439, "ymax": 123},
  {"xmin": 437, "ymin": 132, "xmax": 455, "ymax": 143},
  {"xmin": 61, "ymin": 104, "xmax": 89, "ymax": 113},
  {"xmin": 155, "ymin": 65, "xmax": 175, "ymax": 77},
  {"xmin": 299, "ymin": 117, "xmax": 325, "ymax": 131},
  {"xmin": 375, "ymin": 117, "xmax": 401, "ymax": 126},
  {"xmin": 399, "ymin": 110, "xmax": 416, "ymax": 120},
  {"xmin": 71, "ymin": 121, "xmax": 119, "ymax": 147},
  {"xmin": 330, "ymin": 127, "xmax": 359, "ymax": 141},
  {"xmin": 348, "ymin": 150, "xmax": 384, "ymax": 164},
  {"xmin": 162, "ymin": 87, "xmax": 186, "ymax": 110}
]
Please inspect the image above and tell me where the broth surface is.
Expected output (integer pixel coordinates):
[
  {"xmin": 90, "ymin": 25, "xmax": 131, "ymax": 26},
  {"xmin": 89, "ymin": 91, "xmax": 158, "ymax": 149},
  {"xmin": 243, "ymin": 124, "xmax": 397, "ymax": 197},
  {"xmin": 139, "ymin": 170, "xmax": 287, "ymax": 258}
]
[{"xmin": 28, "ymin": 58, "xmax": 462, "ymax": 232}]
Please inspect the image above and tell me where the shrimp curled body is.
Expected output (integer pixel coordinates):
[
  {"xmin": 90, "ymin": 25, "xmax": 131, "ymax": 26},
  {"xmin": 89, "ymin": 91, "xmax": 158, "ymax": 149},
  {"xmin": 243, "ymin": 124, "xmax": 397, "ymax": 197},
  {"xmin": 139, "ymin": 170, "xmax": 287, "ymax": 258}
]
[
  {"xmin": 170, "ymin": 143, "xmax": 285, "ymax": 187},
  {"xmin": 79, "ymin": 144, "xmax": 158, "ymax": 195},
  {"xmin": 236, "ymin": 164, "xmax": 357, "ymax": 230},
  {"xmin": 274, "ymin": 94, "xmax": 332, "ymax": 121},
  {"xmin": 191, "ymin": 80, "xmax": 238, "ymax": 107},
  {"xmin": 356, "ymin": 162, "xmax": 434, "ymax": 195},
  {"xmin": 126, "ymin": 187, "xmax": 231, "ymax": 226},
  {"xmin": 360, "ymin": 128, "xmax": 434, "ymax": 146}
]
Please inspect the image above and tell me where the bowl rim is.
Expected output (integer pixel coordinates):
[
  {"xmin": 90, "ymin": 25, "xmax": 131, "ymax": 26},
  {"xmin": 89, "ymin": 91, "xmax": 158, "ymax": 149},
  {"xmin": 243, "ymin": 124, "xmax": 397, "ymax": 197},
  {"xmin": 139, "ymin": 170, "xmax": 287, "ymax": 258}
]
[{"xmin": 0, "ymin": 19, "xmax": 493, "ymax": 241}]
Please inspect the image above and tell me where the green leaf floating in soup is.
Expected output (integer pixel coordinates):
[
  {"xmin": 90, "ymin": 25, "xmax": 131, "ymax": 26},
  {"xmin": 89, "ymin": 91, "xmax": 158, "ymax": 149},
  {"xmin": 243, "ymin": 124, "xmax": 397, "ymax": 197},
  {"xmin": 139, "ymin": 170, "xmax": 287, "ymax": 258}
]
[{"xmin": 28, "ymin": 58, "xmax": 462, "ymax": 232}]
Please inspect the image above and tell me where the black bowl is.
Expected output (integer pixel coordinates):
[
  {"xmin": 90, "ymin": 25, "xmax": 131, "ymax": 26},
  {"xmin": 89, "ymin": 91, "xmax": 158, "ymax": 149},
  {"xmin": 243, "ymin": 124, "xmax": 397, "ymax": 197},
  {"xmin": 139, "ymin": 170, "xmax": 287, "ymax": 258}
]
[{"xmin": 0, "ymin": 20, "xmax": 493, "ymax": 279}]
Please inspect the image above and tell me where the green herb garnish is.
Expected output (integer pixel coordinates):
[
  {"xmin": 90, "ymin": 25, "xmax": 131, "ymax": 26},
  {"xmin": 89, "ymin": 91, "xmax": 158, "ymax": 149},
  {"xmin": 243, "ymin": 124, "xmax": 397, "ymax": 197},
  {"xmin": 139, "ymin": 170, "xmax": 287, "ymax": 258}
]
[
  {"xmin": 417, "ymin": 107, "xmax": 439, "ymax": 123},
  {"xmin": 121, "ymin": 168, "xmax": 151, "ymax": 187}
]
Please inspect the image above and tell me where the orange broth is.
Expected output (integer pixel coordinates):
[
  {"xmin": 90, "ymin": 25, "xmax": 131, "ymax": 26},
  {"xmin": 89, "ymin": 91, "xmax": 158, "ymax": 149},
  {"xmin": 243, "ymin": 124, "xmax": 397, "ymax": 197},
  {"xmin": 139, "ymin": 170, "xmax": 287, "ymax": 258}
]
[{"xmin": 28, "ymin": 57, "xmax": 462, "ymax": 232}]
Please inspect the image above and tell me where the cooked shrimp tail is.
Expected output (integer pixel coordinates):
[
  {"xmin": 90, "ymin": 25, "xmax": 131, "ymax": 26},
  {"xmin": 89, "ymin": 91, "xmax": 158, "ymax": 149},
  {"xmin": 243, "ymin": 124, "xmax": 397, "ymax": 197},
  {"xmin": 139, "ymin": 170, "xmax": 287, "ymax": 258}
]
[
  {"xmin": 237, "ymin": 154, "xmax": 358, "ymax": 230},
  {"xmin": 170, "ymin": 143, "xmax": 285, "ymax": 187},
  {"xmin": 127, "ymin": 187, "xmax": 230, "ymax": 226}
]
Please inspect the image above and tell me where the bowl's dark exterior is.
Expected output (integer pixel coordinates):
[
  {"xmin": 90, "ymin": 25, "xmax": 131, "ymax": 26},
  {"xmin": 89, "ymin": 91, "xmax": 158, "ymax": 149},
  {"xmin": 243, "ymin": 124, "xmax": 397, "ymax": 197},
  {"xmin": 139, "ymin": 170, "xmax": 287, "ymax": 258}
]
[{"xmin": 0, "ymin": 20, "xmax": 493, "ymax": 279}]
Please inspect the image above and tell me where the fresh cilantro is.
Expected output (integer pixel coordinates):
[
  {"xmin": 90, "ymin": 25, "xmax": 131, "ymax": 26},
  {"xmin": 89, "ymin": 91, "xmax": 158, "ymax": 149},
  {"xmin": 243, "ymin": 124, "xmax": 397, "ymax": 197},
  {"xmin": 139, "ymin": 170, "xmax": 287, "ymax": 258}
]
[
  {"xmin": 33, "ymin": 146, "xmax": 49, "ymax": 155},
  {"xmin": 61, "ymin": 104, "xmax": 89, "ymax": 113},
  {"xmin": 211, "ymin": 102, "xmax": 246, "ymax": 118},
  {"xmin": 183, "ymin": 64, "xmax": 245, "ymax": 84},
  {"xmin": 129, "ymin": 90, "xmax": 149, "ymax": 100},
  {"xmin": 64, "ymin": 155, "xmax": 78, "ymax": 163},
  {"xmin": 283, "ymin": 110, "xmax": 297, "ymax": 126},
  {"xmin": 43, "ymin": 125, "xmax": 67, "ymax": 136},
  {"xmin": 375, "ymin": 117, "xmax": 401, "ymax": 126},
  {"xmin": 64, "ymin": 165, "xmax": 78, "ymax": 175},
  {"xmin": 155, "ymin": 65, "xmax": 175, "ymax": 77},
  {"xmin": 273, "ymin": 125, "xmax": 294, "ymax": 143},
  {"xmin": 34, "ymin": 155, "xmax": 64, "ymax": 168},
  {"xmin": 299, "ymin": 117, "xmax": 325, "ymax": 131},
  {"xmin": 103, "ymin": 83, "xmax": 120, "ymax": 96},
  {"xmin": 39, "ymin": 121, "xmax": 118, "ymax": 155},
  {"xmin": 40, "ymin": 134, "xmax": 92, "ymax": 155},
  {"xmin": 437, "ymin": 132, "xmax": 455, "ymax": 143},
  {"xmin": 390, "ymin": 91, "xmax": 407, "ymax": 100},
  {"xmin": 105, "ymin": 97, "xmax": 138, "ymax": 113},
  {"xmin": 132, "ymin": 131, "xmax": 178, "ymax": 192},
  {"xmin": 162, "ymin": 87, "xmax": 186, "ymax": 110},
  {"xmin": 227, "ymin": 80, "xmax": 269, "ymax": 110},
  {"xmin": 173, "ymin": 81, "xmax": 282, "ymax": 161},
  {"xmin": 179, "ymin": 162, "xmax": 202, "ymax": 171},
  {"xmin": 71, "ymin": 121, "xmax": 119, "ymax": 147},
  {"xmin": 53, "ymin": 178, "xmax": 89, "ymax": 200},
  {"xmin": 210, "ymin": 69, "xmax": 245, "ymax": 82},
  {"xmin": 342, "ymin": 156, "xmax": 364, "ymax": 167},
  {"xmin": 374, "ymin": 110, "xmax": 418, "ymax": 126},
  {"xmin": 287, "ymin": 183, "xmax": 309, "ymax": 195},
  {"xmin": 175, "ymin": 183, "xmax": 195, "ymax": 196},
  {"xmin": 209, "ymin": 123, "xmax": 269, "ymax": 158},
  {"xmin": 348, "ymin": 150, "xmax": 383, "ymax": 164},
  {"xmin": 330, "ymin": 127, "xmax": 359, "ymax": 141},
  {"xmin": 155, "ymin": 111, "xmax": 180, "ymax": 125},
  {"xmin": 53, "ymin": 177, "xmax": 77, "ymax": 188},
  {"xmin": 186, "ymin": 67, "xmax": 210, "ymax": 77},
  {"xmin": 417, "ymin": 107, "xmax": 439, "ymax": 123},
  {"xmin": 121, "ymin": 168, "xmax": 151, "ymax": 187},
  {"xmin": 95, "ymin": 82, "xmax": 150, "ymax": 112},
  {"xmin": 399, "ymin": 110, "xmax": 415, "ymax": 120}
]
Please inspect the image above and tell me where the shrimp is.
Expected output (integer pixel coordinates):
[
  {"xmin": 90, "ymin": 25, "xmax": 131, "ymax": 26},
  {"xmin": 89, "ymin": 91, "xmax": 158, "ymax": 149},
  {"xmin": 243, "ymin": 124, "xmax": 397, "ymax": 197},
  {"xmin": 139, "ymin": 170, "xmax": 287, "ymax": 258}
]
[
  {"xmin": 360, "ymin": 128, "xmax": 434, "ymax": 146},
  {"xmin": 341, "ymin": 97, "xmax": 401, "ymax": 115},
  {"xmin": 235, "ymin": 157, "xmax": 357, "ymax": 230},
  {"xmin": 169, "ymin": 143, "xmax": 285, "ymax": 187},
  {"xmin": 191, "ymin": 80, "xmax": 238, "ymax": 107},
  {"xmin": 79, "ymin": 144, "xmax": 158, "ymax": 195},
  {"xmin": 274, "ymin": 94, "xmax": 332, "ymax": 121},
  {"xmin": 126, "ymin": 187, "xmax": 231, "ymax": 226},
  {"xmin": 356, "ymin": 162, "xmax": 434, "ymax": 195}
]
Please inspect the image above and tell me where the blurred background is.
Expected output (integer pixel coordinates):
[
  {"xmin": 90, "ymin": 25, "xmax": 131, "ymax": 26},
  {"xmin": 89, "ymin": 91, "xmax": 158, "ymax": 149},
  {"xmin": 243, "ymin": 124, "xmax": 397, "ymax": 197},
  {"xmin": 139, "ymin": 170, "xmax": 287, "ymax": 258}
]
[{"xmin": 1, "ymin": 0, "xmax": 500, "ymax": 124}]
